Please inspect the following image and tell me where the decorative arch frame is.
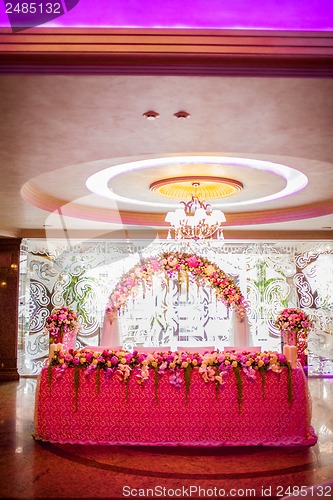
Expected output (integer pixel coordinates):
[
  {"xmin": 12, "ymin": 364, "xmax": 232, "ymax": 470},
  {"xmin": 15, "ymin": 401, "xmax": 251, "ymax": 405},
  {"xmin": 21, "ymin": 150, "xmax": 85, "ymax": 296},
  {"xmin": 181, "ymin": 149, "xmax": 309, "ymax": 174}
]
[{"xmin": 105, "ymin": 251, "xmax": 247, "ymax": 324}]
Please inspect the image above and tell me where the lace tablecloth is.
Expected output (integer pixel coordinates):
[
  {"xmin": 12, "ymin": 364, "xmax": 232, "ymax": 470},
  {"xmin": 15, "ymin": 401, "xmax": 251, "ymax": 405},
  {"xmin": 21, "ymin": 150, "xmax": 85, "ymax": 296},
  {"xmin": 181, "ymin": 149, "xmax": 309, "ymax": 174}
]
[{"xmin": 34, "ymin": 365, "xmax": 317, "ymax": 446}]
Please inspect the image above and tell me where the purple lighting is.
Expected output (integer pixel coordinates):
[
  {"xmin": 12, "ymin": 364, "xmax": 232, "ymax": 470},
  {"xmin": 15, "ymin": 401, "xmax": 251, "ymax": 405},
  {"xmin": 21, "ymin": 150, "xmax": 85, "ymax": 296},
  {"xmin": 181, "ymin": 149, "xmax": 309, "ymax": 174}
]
[{"xmin": 1, "ymin": 0, "xmax": 333, "ymax": 30}]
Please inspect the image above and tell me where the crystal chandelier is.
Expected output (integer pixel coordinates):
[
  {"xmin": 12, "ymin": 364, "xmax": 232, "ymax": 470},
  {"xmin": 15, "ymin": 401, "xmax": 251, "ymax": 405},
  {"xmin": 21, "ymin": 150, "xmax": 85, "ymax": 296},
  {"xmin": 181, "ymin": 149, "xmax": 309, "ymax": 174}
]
[{"xmin": 165, "ymin": 183, "xmax": 226, "ymax": 240}]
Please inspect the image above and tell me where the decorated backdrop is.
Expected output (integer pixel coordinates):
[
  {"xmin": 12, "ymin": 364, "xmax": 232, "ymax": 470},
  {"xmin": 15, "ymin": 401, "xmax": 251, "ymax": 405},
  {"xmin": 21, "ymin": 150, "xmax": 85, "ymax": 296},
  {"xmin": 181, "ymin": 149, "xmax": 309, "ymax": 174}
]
[{"xmin": 18, "ymin": 239, "xmax": 333, "ymax": 376}]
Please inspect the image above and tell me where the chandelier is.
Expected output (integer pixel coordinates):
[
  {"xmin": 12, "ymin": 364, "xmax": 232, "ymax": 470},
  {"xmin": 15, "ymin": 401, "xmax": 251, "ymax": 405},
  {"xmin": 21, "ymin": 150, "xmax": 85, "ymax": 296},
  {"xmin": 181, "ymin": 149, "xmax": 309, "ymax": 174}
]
[{"xmin": 164, "ymin": 182, "xmax": 226, "ymax": 240}]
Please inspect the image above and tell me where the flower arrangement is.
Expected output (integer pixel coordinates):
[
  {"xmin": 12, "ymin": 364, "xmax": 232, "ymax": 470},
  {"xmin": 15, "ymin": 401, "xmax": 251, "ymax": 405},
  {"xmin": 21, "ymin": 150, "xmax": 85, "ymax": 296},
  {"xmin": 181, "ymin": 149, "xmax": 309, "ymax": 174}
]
[
  {"xmin": 276, "ymin": 308, "xmax": 314, "ymax": 345},
  {"xmin": 106, "ymin": 252, "xmax": 247, "ymax": 323},
  {"xmin": 45, "ymin": 307, "xmax": 80, "ymax": 344},
  {"xmin": 48, "ymin": 348, "xmax": 293, "ymax": 410}
]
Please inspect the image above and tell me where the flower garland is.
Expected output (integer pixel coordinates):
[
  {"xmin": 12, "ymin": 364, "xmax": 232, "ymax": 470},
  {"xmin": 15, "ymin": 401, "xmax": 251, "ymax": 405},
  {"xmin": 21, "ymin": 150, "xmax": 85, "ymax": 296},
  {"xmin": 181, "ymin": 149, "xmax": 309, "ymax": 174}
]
[
  {"xmin": 48, "ymin": 348, "xmax": 293, "ymax": 411},
  {"xmin": 45, "ymin": 307, "xmax": 80, "ymax": 344},
  {"xmin": 106, "ymin": 252, "xmax": 247, "ymax": 323}
]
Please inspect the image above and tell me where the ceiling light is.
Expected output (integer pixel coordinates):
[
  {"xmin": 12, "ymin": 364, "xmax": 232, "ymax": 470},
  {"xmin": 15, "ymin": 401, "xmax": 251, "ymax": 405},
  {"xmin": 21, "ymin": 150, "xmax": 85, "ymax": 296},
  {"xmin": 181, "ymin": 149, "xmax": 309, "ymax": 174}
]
[
  {"xmin": 173, "ymin": 111, "xmax": 190, "ymax": 119},
  {"xmin": 150, "ymin": 176, "xmax": 243, "ymax": 200},
  {"xmin": 165, "ymin": 182, "xmax": 226, "ymax": 240},
  {"xmin": 86, "ymin": 155, "xmax": 309, "ymax": 208},
  {"xmin": 143, "ymin": 110, "xmax": 160, "ymax": 120}
]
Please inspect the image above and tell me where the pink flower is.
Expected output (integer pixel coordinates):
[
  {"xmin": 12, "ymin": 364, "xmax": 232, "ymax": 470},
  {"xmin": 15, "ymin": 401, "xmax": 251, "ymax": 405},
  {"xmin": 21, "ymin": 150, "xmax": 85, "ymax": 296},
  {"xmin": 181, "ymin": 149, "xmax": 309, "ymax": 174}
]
[
  {"xmin": 125, "ymin": 353, "xmax": 133, "ymax": 364},
  {"xmin": 187, "ymin": 256, "xmax": 199, "ymax": 268},
  {"xmin": 111, "ymin": 355, "xmax": 119, "ymax": 366},
  {"xmin": 85, "ymin": 352, "xmax": 93, "ymax": 362},
  {"xmin": 149, "ymin": 259, "xmax": 161, "ymax": 271},
  {"xmin": 125, "ymin": 278, "xmax": 135, "ymax": 287}
]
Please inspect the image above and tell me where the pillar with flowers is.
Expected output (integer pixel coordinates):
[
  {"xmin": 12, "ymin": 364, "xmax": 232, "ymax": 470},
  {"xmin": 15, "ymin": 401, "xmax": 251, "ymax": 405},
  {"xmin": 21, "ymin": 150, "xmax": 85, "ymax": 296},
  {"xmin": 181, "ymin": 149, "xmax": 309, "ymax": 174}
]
[
  {"xmin": 45, "ymin": 307, "xmax": 81, "ymax": 354},
  {"xmin": 276, "ymin": 307, "xmax": 314, "ymax": 370}
]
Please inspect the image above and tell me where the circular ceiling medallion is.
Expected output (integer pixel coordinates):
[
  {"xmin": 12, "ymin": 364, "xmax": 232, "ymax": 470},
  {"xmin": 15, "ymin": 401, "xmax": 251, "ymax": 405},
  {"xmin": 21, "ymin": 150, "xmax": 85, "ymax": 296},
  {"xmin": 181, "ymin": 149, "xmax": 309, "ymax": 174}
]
[
  {"xmin": 149, "ymin": 176, "xmax": 243, "ymax": 200},
  {"xmin": 86, "ymin": 155, "xmax": 308, "ymax": 209}
]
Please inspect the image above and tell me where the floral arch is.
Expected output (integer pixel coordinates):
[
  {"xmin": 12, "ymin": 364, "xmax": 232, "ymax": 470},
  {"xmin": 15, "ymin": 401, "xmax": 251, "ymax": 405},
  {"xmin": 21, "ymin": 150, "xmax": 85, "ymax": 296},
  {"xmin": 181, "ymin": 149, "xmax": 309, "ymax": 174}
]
[{"xmin": 106, "ymin": 251, "xmax": 247, "ymax": 325}]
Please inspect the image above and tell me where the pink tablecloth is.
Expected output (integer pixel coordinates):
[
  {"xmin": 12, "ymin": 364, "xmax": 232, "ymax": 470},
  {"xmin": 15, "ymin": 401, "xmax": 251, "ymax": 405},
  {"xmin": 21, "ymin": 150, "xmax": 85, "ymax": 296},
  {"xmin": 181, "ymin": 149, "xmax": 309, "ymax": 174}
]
[{"xmin": 33, "ymin": 365, "xmax": 317, "ymax": 446}]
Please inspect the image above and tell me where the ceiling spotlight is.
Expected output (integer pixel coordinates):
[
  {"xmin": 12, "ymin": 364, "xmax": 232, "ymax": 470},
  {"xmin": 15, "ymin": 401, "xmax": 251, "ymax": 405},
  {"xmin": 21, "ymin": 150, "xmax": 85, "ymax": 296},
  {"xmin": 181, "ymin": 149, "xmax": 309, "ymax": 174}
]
[
  {"xmin": 143, "ymin": 110, "xmax": 160, "ymax": 120},
  {"xmin": 173, "ymin": 111, "xmax": 190, "ymax": 119}
]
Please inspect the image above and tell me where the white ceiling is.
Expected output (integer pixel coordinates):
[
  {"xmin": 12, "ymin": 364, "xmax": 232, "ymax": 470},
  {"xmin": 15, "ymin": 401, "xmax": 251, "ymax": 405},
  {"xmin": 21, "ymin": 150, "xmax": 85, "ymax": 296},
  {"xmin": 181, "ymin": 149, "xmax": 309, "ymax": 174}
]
[{"xmin": 0, "ymin": 73, "xmax": 332, "ymax": 240}]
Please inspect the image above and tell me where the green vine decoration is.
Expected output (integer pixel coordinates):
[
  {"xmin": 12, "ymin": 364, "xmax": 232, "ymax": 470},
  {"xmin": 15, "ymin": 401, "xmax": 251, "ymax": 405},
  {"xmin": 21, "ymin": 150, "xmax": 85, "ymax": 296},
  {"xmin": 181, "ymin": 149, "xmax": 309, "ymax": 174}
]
[
  {"xmin": 287, "ymin": 363, "xmax": 293, "ymax": 405},
  {"xmin": 259, "ymin": 366, "xmax": 266, "ymax": 399},
  {"xmin": 74, "ymin": 366, "xmax": 80, "ymax": 412},
  {"xmin": 95, "ymin": 367, "xmax": 101, "ymax": 395},
  {"xmin": 233, "ymin": 366, "xmax": 243, "ymax": 412},
  {"xmin": 47, "ymin": 363, "xmax": 53, "ymax": 392},
  {"xmin": 154, "ymin": 368, "xmax": 159, "ymax": 405},
  {"xmin": 252, "ymin": 259, "xmax": 286, "ymax": 319},
  {"xmin": 61, "ymin": 271, "xmax": 96, "ymax": 325},
  {"xmin": 184, "ymin": 365, "xmax": 193, "ymax": 406},
  {"xmin": 215, "ymin": 365, "xmax": 220, "ymax": 401},
  {"xmin": 125, "ymin": 378, "xmax": 129, "ymax": 403}
]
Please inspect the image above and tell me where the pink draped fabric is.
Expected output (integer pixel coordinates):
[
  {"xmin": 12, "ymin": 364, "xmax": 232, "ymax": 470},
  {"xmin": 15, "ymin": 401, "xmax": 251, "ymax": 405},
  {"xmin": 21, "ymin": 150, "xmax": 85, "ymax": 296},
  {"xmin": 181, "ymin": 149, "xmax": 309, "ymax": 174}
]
[
  {"xmin": 34, "ymin": 365, "xmax": 317, "ymax": 446},
  {"xmin": 100, "ymin": 313, "xmax": 120, "ymax": 347}
]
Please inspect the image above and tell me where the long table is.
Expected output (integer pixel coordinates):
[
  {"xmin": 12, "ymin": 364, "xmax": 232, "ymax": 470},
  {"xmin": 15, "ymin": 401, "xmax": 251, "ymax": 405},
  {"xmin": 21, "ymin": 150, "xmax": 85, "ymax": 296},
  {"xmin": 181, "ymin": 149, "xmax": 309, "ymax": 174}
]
[{"xmin": 34, "ymin": 363, "xmax": 317, "ymax": 446}]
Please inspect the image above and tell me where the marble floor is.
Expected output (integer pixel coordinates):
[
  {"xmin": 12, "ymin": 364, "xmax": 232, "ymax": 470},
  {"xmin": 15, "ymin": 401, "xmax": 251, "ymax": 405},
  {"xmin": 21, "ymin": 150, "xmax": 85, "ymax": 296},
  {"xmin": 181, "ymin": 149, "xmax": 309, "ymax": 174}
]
[{"xmin": 0, "ymin": 377, "xmax": 332, "ymax": 500}]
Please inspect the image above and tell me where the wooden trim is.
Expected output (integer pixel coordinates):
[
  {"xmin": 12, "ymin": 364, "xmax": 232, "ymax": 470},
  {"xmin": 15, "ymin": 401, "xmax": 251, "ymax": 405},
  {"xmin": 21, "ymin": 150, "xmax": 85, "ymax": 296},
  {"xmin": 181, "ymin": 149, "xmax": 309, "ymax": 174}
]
[
  {"xmin": 1, "ymin": 28, "xmax": 333, "ymax": 76},
  {"xmin": 17, "ymin": 228, "xmax": 333, "ymax": 240}
]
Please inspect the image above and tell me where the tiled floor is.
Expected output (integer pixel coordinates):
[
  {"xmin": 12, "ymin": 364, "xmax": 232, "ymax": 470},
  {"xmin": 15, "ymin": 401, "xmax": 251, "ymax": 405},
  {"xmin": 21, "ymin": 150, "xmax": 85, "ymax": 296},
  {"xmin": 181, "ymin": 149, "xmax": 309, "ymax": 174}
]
[{"xmin": 0, "ymin": 377, "xmax": 332, "ymax": 499}]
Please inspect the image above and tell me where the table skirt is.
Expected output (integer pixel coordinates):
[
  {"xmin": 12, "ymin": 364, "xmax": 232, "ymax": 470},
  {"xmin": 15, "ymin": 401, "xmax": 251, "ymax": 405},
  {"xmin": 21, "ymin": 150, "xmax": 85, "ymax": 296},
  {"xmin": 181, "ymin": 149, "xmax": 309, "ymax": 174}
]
[{"xmin": 33, "ymin": 365, "xmax": 317, "ymax": 446}]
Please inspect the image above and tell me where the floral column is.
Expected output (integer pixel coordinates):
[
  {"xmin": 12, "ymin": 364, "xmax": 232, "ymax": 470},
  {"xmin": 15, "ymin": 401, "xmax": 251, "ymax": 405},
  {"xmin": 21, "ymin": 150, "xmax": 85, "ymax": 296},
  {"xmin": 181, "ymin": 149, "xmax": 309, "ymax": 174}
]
[
  {"xmin": 276, "ymin": 307, "xmax": 313, "ymax": 371},
  {"xmin": 45, "ymin": 307, "xmax": 80, "ymax": 353}
]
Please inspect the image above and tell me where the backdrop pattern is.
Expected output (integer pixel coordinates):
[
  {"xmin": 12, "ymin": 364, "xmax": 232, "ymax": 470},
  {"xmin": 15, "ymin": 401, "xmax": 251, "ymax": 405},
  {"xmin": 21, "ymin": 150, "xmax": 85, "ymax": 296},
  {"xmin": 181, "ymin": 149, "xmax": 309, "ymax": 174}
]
[{"xmin": 18, "ymin": 240, "xmax": 333, "ymax": 376}]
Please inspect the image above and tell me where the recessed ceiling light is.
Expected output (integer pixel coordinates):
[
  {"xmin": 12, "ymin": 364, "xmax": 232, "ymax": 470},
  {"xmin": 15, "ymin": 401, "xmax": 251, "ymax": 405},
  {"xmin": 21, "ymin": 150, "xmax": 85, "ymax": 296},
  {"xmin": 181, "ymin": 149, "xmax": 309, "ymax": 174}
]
[
  {"xmin": 143, "ymin": 110, "xmax": 160, "ymax": 120},
  {"xmin": 173, "ymin": 111, "xmax": 190, "ymax": 119}
]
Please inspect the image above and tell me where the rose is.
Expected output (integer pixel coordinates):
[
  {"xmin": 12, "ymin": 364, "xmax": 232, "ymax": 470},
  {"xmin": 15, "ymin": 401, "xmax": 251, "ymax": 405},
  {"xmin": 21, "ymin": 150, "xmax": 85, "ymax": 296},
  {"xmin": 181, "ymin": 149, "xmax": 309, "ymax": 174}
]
[
  {"xmin": 110, "ymin": 355, "xmax": 118, "ymax": 366},
  {"xmin": 186, "ymin": 256, "xmax": 199, "ymax": 268},
  {"xmin": 167, "ymin": 256, "xmax": 178, "ymax": 267},
  {"xmin": 205, "ymin": 264, "xmax": 216, "ymax": 276},
  {"xmin": 125, "ymin": 353, "xmax": 133, "ymax": 364},
  {"xmin": 149, "ymin": 259, "xmax": 161, "ymax": 271}
]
